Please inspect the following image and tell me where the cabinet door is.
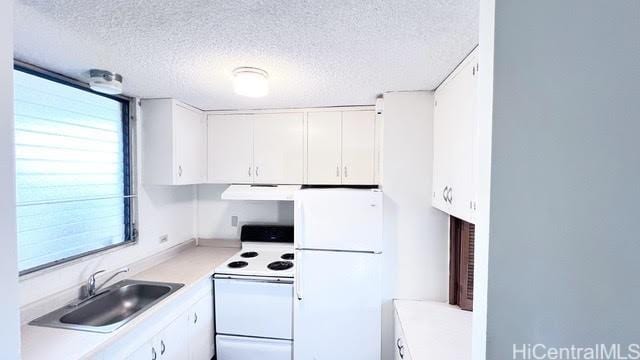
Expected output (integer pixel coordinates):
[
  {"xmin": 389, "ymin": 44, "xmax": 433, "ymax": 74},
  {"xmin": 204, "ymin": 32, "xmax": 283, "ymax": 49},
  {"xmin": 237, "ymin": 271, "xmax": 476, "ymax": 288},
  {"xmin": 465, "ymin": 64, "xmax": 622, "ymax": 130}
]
[
  {"xmin": 127, "ymin": 341, "xmax": 156, "ymax": 360},
  {"xmin": 341, "ymin": 111, "xmax": 376, "ymax": 185},
  {"xmin": 393, "ymin": 309, "xmax": 412, "ymax": 360},
  {"xmin": 307, "ymin": 112, "xmax": 342, "ymax": 184},
  {"xmin": 188, "ymin": 294, "xmax": 214, "ymax": 360},
  {"xmin": 252, "ymin": 113, "xmax": 304, "ymax": 184},
  {"xmin": 174, "ymin": 104, "xmax": 207, "ymax": 185},
  {"xmin": 432, "ymin": 82, "xmax": 454, "ymax": 213},
  {"xmin": 448, "ymin": 57, "xmax": 477, "ymax": 222},
  {"xmin": 207, "ymin": 114, "xmax": 254, "ymax": 183},
  {"xmin": 157, "ymin": 313, "xmax": 190, "ymax": 360}
]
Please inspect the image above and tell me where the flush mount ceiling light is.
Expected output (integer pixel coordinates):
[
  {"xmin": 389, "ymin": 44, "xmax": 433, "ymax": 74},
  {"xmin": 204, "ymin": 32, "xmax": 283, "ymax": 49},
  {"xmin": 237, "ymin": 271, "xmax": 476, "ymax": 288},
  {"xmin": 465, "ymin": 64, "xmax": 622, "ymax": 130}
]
[
  {"xmin": 89, "ymin": 69, "xmax": 123, "ymax": 95},
  {"xmin": 233, "ymin": 67, "xmax": 269, "ymax": 97}
]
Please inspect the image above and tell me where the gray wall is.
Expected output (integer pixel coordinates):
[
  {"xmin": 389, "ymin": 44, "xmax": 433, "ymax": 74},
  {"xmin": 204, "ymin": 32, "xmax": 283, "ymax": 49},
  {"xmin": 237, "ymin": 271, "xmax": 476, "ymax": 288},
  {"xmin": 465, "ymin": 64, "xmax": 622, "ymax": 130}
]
[
  {"xmin": 487, "ymin": 0, "xmax": 640, "ymax": 358},
  {"xmin": 0, "ymin": 0, "xmax": 21, "ymax": 358}
]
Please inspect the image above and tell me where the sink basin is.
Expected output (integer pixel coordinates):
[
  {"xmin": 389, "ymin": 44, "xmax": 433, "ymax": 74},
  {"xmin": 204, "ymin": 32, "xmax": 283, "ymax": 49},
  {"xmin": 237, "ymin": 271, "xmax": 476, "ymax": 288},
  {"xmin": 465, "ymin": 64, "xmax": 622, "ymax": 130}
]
[{"xmin": 30, "ymin": 279, "xmax": 184, "ymax": 333}]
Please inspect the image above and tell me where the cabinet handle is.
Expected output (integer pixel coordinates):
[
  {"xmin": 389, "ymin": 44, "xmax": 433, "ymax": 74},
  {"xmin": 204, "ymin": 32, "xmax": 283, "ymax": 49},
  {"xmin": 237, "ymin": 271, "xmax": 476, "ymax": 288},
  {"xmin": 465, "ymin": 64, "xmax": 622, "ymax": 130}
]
[
  {"xmin": 396, "ymin": 338, "xmax": 405, "ymax": 359},
  {"xmin": 248, "ymin": 166, "xmax": 251, "ymax": 176},
  {"xmin": 151, "ymin": 347, "xmax": 157, "ymax": 360},
  {"xmin": 160, "ymin": 340, "xmax": 166, "ymax": 355},
  {"xmin": 344, "ymin": 166, "xmax": 348, "ymax": 178},
  {"xmin": 443, "ymin": 186, "xmax": 448, "ymax": 202},
  {"xmin": 194, "ymin": 312, "xmax": 198, "ymax": 324},
  {"xmin": 336, "ymin": 165, "xmax": 340, "ymax": 177},
  {"xmin": 255, "ymin": 166, "xmax": 259, "ymax": 177},
  {"xmin": 178, "ymin": 165, "xmax": 182, "ymax": 177},
  {"xmin": 448, "ymin": 187, "xmax": 453, "ymax": 203}
]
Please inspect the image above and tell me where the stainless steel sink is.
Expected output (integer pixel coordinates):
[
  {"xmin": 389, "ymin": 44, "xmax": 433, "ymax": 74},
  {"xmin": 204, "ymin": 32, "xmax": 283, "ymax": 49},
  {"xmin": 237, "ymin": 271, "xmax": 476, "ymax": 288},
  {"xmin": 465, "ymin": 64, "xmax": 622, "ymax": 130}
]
[{"xmin": 30, "ymin": 279, "xmax": 184, "ymax": 333}]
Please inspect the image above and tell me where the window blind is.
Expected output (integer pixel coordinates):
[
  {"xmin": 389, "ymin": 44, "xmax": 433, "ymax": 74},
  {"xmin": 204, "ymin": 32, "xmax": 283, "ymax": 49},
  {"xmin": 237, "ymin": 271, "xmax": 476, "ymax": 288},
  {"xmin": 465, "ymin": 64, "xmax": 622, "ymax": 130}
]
[{"xmin": 14, "ymin": 69, "xmax": 133, "ymax": 273}]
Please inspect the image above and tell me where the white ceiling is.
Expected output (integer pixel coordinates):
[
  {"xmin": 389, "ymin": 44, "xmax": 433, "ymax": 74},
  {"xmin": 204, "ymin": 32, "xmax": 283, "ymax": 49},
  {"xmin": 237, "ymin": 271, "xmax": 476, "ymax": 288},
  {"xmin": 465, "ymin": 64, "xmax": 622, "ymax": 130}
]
[{"xmin": 14, "ymin": 0, "xmax": 478, "ymax": 110}]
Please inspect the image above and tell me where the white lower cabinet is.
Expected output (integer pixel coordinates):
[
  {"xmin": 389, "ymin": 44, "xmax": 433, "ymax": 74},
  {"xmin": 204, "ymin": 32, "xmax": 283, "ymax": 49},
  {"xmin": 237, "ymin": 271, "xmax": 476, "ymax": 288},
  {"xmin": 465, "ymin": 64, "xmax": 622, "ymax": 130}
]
[
  {"xmin": 188, "ymin": 293, "xmax": 215, "ymax": 360},
  {"xmin": 216, "ymin": 335, "xmax": 292, "ymax": 360},
  {"xmin": 100, "ymin": 281, "xmax": 214, "ymax": 360},
  {"xmin": 394, "ymin": 309, "xmax": 412, "ymax": 360},
  {"xmin": 127, "ymin": 313, "xmax": 189, "ymax": 360}
]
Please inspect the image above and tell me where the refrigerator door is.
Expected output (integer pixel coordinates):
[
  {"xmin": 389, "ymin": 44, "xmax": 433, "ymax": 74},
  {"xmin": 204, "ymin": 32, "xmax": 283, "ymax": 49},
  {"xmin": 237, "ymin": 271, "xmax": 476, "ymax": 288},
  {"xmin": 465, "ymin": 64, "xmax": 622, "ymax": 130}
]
[
  {"xmin": 294, "ymin": 249, "xmax": 381, "ymax": 360},
  {"xmin": 294, "ymin": 188, "xmax": 382, "ymax": 252},
  {"xmin": 216, "ymin": 335, "xmax": 292, "ymax": 360}
]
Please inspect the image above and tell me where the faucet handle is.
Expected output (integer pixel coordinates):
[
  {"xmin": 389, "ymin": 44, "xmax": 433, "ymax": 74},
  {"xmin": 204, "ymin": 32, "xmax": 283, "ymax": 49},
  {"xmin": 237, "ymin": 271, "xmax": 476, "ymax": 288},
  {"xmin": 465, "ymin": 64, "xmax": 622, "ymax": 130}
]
[{"xmin": 89, "ymin": 269, "xmax": 106, "ymax": 281}]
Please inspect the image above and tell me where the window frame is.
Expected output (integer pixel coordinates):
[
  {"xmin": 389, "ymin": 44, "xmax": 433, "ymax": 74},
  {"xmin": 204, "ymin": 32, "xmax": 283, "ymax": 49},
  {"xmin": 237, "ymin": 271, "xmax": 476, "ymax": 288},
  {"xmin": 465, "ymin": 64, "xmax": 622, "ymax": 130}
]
[{"xmin": 14, "ymin": 61, "xmax": 138, "ymax": 276}]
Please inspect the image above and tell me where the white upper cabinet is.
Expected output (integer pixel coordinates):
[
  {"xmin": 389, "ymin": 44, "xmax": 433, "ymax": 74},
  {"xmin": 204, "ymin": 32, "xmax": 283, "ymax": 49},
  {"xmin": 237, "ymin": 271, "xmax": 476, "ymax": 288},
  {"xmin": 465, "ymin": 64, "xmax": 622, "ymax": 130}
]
[
  {"xmin": 341, "ymin": 111, "xmax": 376, "ymax": 185},
  {"xmin": 307, "ymin": 112, "xmax": 342, "ymax": 184},
  {"xmin": 207, "ymin": 112, "xmax": 304, "ymax": 184},
  {"xmin": 207, "ymin": 114, "xmax": 254, "ymax": 184},
  {"xmin": 306, "ymin": 110, "xmax": 376, "ymax": 185},
  {"xmin": 141, "ymin": 99, "xmax": 206, "ymax": 185},
  {"xmin": 432, "ymin": 48, "xmax": 479, "ymax": 223},
  {"xmin": 253, "ymin": 113, "xmax": 304, "ymax": 184}
]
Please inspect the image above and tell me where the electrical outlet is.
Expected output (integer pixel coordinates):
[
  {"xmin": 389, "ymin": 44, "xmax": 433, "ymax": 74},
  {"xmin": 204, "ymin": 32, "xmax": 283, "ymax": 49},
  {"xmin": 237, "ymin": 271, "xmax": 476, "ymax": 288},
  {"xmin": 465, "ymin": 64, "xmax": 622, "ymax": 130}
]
[
  {"xmin": 231, "ymin": 216, "xmax": 239, "ymax": 227},
  {"xmin": 159, "ymin": 234, "xmax": 168, "ymax": 243}
]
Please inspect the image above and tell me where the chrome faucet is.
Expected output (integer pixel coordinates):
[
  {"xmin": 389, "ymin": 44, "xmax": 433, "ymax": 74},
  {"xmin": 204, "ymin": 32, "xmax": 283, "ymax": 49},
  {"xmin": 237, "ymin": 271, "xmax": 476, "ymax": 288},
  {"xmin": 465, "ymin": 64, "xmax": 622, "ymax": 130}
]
[{"xmin": 87, "ymin": 267, "xmax": 130, "ymax": 297}]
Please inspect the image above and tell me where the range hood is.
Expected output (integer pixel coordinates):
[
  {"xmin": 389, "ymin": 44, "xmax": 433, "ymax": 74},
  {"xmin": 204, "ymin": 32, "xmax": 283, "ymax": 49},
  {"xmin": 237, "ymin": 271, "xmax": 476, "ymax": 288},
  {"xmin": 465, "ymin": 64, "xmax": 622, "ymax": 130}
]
[{"xmin": 221, "ymin": 184, "xmax": 301, "ymax": 201}]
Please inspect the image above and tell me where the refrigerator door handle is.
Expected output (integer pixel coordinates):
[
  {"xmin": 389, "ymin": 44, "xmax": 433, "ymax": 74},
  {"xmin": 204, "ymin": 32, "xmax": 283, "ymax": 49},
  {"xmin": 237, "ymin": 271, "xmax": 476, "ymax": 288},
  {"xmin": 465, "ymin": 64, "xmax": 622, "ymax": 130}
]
[{"xmin": 295, "ymin": 250, "xmax": 302, "ymax": 301}]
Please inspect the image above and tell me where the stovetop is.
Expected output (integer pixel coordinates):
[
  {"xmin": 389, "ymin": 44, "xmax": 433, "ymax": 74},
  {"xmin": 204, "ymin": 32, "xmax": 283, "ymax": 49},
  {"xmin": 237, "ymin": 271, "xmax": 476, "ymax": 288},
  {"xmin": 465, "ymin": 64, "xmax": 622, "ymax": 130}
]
[{"xmin": 215, "ymin": 243, "xmax": 295, "ymax": 278}]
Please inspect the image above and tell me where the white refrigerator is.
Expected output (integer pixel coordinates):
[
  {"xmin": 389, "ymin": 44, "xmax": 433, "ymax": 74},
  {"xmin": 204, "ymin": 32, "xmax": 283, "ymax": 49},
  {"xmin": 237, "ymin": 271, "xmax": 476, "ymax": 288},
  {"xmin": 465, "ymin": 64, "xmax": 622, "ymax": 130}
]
[{"xmin": 293, "ymin": 188, "xmax": 382, "ymax": 360}]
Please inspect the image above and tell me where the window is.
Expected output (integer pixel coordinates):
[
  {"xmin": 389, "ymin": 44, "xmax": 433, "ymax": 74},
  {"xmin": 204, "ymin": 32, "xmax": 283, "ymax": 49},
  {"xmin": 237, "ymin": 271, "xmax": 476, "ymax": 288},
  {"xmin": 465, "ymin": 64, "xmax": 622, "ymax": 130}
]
[
  {"xmin": 13, "ymin": 66, "xmax": 136, "ymax": 275},
  {"xmin": 449, "ymin": 216, "xmax": 475, "ymax": 311}
]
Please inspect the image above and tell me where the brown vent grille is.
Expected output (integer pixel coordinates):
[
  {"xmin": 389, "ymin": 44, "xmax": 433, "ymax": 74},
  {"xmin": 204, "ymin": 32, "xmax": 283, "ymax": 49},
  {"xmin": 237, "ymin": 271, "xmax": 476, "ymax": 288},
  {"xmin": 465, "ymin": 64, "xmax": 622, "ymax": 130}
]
[{"xmin": 449, "ymin": 217, "xmax": 475, "ymax": 311}]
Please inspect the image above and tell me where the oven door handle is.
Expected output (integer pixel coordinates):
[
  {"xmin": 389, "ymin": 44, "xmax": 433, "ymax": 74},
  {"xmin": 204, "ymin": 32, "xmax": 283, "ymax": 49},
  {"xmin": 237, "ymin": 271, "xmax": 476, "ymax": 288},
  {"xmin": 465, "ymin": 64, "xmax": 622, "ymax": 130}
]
[{"xmin": 213, "ymin": 275, "xmax": 293, "ymax": 284}]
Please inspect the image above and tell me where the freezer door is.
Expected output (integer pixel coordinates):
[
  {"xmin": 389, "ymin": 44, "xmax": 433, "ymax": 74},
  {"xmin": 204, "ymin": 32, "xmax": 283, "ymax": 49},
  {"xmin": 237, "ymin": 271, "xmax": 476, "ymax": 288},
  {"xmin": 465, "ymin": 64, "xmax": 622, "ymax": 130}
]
[
  {"xmin": 294, "ymin": 250, "xmax": 381, "ymax": 360},
  {"xmin": 216, "ymin": 335, "xmax": 292, "ymax": 360},
  {"xmin": 294, "ymin": 189, "xmax": 382, "ymax": 252}
]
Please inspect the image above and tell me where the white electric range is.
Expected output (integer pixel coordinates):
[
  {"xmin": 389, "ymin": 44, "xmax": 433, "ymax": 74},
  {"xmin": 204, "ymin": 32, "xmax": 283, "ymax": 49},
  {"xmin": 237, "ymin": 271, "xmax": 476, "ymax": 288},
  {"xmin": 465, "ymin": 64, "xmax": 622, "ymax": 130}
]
[{"xmin": 213, "ymin": 225, "xmax": 294, "ymax": 360}]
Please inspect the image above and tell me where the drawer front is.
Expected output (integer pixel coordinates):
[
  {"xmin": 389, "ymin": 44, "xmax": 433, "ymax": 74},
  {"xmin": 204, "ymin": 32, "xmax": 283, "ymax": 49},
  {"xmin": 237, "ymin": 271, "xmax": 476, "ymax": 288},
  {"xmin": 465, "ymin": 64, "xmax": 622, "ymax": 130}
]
[
  {"xmin": 216, "ymin": 335, "xmax": 292, "ymax": 360},
  {"xmin": 214, "ymin": 277, "xmax": 293, "ymax": 339}
]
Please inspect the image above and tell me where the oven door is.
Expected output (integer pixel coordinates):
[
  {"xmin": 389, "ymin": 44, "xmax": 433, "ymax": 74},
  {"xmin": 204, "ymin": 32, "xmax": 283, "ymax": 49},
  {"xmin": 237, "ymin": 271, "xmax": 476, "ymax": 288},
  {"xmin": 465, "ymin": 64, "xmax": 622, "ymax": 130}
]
[
  {"xmin": 214, "ymin": 275, "xmax": 293, "ymax": 339},
  {"xmin": 216, "ymin": 334, "xmax": 292, "ymax": 360}
]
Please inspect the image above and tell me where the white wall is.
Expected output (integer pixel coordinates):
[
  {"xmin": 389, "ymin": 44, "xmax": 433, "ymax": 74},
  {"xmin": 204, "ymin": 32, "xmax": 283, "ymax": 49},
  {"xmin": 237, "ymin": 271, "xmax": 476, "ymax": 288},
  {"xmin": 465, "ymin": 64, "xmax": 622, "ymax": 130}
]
[
  {"xmin": 381, "ymin": 91, "xmax": 449, "ymax": 359},
  {"xmin": 197, "ymin": 184, "xmax": 294, "ymax": 240},
  {"xmin": 485, "ymin": 0, "xmax": 640, "ymax": 358},
  {"xmin": 0, "ymin": 0, "xmax": 21, "ymax": 358},
  {"xmin": 19, "ymin": 102, "xmax": 198, "ymax": 308}
]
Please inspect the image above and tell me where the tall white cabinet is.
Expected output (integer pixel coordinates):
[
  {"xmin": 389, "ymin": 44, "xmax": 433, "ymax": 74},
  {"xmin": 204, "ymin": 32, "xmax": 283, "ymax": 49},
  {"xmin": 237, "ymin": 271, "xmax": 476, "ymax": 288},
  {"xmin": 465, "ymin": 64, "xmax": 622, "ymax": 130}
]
[
  {"xmin": 432, "ymin": 48, "xmax": 479, "ymax": 223},
  {"xmin": 207, "ymin": 113, "xmax": 304, "ymax": 184},
  {"xmin": 141, "ymin": 99, "xmax": 207, "ymax": 185},
  {"xmin": 306, "ymin": 110, "xmax": 376, "ymax": 185}
]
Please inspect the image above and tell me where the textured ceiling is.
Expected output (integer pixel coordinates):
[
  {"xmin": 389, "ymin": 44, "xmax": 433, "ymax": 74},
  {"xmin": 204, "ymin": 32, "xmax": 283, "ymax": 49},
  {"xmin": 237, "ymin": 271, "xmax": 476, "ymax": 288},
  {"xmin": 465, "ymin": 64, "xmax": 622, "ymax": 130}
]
[{"xmin": 14, "ymin": 0, "xmax": 478, "ymax": 110}]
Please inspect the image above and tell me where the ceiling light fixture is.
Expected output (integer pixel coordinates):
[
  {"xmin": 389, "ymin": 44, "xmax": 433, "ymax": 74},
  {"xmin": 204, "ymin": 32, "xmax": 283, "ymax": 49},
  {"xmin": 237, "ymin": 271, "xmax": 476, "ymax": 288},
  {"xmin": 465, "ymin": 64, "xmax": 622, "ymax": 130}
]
[
  {"xmin": 233, "ymin": 67, "xmax": 269, "ymax": 97},
  {"xmin": 88, "ymin": 69, "xmax": 123, "ymax": 95}
]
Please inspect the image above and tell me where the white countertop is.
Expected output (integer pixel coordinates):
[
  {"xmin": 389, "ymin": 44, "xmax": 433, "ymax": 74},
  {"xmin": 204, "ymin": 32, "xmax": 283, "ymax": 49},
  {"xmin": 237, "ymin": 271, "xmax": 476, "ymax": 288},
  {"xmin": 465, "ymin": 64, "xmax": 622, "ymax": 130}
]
[
  {"xmin": 394, "ymin": 300, "xmax": 472, "ymax": 360},
  {"xmin": 20, "ymin": 245, "xmax": 238, "ymax": 360}
]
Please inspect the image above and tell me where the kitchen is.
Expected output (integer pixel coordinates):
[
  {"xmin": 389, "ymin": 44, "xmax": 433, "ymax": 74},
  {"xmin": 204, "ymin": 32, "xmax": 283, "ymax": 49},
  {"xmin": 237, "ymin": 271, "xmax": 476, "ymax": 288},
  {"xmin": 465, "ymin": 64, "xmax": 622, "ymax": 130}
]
[{"xmin": 2, "ymin": 1, "xmax": 639, "ymax": 360}]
